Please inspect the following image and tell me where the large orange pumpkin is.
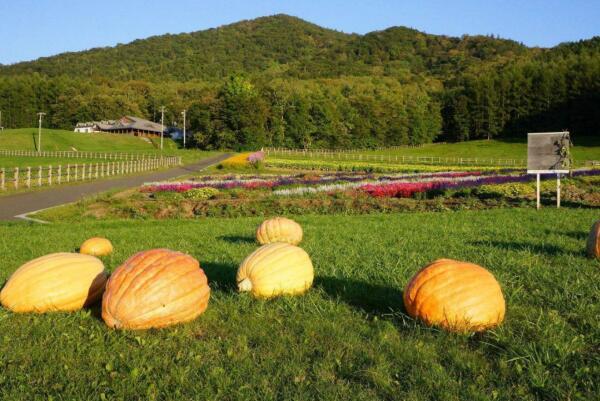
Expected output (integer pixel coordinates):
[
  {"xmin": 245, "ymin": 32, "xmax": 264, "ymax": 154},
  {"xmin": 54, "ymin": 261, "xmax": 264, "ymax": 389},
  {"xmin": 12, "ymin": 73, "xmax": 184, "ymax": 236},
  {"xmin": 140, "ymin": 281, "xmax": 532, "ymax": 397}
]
[
  {"xmin": 102, "ymin": 249, "xmax": 210, "ymax": 330},
  {"xmin": 586, "ymin": 220, "xmax": 600, "ymax": 259},
  {"xmin": 403, "ymin": 259, "xmax": 505, "ymax": 332},
  {"xmin": 80, "ymin": 237, "xmax": 113, "ymax": 256},
  {"xmin": 256, "ymin": 217, "xmax": 303, "ymax": 245},
  {"xmin": 0, "ymin": 252, "xmax": 107, "ymax": 313}
]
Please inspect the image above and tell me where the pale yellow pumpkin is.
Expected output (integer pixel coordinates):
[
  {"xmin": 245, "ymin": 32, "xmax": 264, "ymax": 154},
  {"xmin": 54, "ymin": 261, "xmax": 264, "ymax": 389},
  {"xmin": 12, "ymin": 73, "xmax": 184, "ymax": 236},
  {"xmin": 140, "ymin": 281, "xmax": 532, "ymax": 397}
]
[
  {"xmin": 403, "ymin": 259, "xmax": 505, "ymax": 332},
  {"xmin": 587, "ymin": 220, "xmax": 600, "ymax": 259},
  {"xmin": 80, "ymin": 237, "xmax": 113, "ymax": 256},
  {"xmin": 237, "ymin": 242, "xmax": 313, "ymax": 298},
  {"xmin": 256, "ymin": 217, "xmax": 303, "ymax": 245},
  {"xmin": 0, "ymin": 253, "xmax": 108, "ymax": 313}
]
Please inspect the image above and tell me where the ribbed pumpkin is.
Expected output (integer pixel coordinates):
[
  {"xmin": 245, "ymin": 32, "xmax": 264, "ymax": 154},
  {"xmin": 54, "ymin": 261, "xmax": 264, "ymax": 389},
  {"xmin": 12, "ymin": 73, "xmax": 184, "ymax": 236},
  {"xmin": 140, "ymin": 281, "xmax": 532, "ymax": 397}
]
[
  {"xmin": 403, "ymin": 259, "xmax": 505, "ymax": 332},
  {"xmin": 102, "ymin": 249, "xmax": 210, "ymax": 330},
  {"xmin": 80, "ymin": 237, "xmax": 113, "ymax": 256},
  {"xmin": 256, "ymin": 217, "xmax": 303, "ymax": 245},
  {"xmin": 0, "ymin": 253, "xmax": 107, "ymax": 313},
  {"xmin": 586, "ymin": 220, "xmax": 600, "ymax": 259},
  {"xmin": 237, "ymin": 242, "xmax": 314, "ymax": 298}
]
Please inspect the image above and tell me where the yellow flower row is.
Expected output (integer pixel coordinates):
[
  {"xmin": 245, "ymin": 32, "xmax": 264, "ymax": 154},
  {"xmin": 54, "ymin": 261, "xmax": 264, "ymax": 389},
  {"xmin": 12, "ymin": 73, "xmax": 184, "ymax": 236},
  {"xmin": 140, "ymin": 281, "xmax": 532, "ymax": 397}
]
[{"xmin": 221, "ymin": 152, "xmax": 254, "ymax": 167}]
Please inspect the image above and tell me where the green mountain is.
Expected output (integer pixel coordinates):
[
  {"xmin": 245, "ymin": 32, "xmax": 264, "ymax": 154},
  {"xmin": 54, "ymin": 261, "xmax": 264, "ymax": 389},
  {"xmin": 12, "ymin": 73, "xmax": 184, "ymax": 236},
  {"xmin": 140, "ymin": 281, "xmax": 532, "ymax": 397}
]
[{"xmin": 0, "ymin": 15, "xmax": 598, "ymax": 149}]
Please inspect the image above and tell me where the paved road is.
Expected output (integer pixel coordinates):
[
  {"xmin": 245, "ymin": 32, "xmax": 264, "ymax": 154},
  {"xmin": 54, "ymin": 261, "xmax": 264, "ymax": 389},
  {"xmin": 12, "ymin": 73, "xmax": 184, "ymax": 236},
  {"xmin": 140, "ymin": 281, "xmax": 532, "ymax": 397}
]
[{"xmin": 0, "ymin": 153, "xmax": 230, "ymax": 220}]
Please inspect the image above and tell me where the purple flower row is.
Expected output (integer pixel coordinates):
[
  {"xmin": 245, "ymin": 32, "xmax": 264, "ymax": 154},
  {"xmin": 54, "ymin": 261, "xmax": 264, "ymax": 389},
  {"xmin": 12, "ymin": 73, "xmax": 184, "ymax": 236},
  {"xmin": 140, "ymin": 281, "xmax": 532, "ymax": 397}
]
[{"xmin": 361, "ymin": 169, "xmax": 600, "ymax": 197}]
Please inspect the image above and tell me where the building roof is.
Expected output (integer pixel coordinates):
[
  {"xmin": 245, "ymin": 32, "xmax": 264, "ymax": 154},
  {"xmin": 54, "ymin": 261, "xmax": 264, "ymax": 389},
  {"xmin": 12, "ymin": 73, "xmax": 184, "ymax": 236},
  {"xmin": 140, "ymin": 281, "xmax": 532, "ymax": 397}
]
[
  {"xmin": 109, "ymin": 116, "xmax": 164, "ymax": 133},
  {"xmin": 75, "ymin": 116, "xmax": 165, "ymax": 133}
]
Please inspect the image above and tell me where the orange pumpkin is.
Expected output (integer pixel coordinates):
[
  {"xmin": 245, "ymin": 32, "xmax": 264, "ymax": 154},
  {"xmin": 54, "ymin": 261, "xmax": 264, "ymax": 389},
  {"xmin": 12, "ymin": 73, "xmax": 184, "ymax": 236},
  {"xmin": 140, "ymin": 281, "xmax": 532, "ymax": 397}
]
[
  {"xmin": 80, "ymin": 237, "xmax": 113, "ymax": 256},
  {"xmin": 256, "ymin": 217, "xmax": 303, "ymax": 245},
  {"xmin": 587, "ymin": 220, "xmax": 600, "ymax": 259},
  {"xmin": 403, "ymin": 259, "xmax": 505, "ymax": 332},
  {"xmin": 102, "ymin": 249, "xmax": 210, "ymax": 330}
]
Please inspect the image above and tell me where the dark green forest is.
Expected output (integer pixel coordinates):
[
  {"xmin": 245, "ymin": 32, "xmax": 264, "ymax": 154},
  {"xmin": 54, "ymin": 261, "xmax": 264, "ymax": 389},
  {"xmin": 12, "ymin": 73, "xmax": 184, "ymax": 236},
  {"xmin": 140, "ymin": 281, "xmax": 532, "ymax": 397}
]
[{"xmin": 0, "ymin": 15, "xmax": 598, "ymax": 149}]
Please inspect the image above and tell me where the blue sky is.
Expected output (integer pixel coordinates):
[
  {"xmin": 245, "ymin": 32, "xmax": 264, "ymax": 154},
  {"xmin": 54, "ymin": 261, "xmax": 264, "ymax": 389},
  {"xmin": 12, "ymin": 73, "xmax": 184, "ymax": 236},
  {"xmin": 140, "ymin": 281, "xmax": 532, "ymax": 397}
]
[{"xmin": 0, "ymin": 0, "xmax": 598, "ymax": 65}]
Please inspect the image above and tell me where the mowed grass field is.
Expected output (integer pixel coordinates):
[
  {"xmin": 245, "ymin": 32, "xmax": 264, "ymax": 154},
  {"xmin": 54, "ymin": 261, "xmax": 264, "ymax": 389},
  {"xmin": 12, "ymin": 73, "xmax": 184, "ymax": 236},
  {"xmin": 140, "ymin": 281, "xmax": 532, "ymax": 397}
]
[
  {"xmin": 0, "ymin": 128, "xmax": 179, "ymax": 152},
  {"xmin": 0, "ymin": 129, "xmax": 221, "ymax": 168},
  {"xmin": 0, "ymin": 208, "xmax": 598, "ymax": 400},
  {"xmin": 0, "ymin": 156, "xmax": 107, "ymax": 169},
  {"xmin": 270, "ymin": 139, "xmax": 600, "ymax": 164}
]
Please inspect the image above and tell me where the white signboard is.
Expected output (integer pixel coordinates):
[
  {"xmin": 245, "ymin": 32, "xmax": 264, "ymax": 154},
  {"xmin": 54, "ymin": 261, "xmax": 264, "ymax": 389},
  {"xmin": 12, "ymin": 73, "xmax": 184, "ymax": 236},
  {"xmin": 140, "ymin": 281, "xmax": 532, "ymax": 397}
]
[
  {"xmin": 527, "ymin": 132, "xmax": 570, "ymax": 174},
  {"xmin": 527, "ymin": 131, "xmax": 570, "ymax": 209}
]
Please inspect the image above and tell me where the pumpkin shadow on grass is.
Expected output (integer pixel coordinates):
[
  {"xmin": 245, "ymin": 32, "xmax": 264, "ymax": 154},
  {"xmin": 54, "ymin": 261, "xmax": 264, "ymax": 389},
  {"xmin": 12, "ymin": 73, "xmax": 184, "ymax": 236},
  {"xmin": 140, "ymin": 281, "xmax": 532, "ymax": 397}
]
[
  {"xmin": 469, "ymin": 240, "xmax": 583, "ymax": 257},
  {"xmin": 86, "ymin": 303, "xmax": 104, "ymax": 322},
  {"xmin": 217, "ymin": 235, "xmax": 256, "ymax": 245},
  {"xmin": 316, "ymin": 276, "xmax": 412, "ymax": 328},
  {"xmin": 201, "ymin": 261, "xmax": 239, "ymax": 293},
  {"xmin": 550, "ymin": 230, "xmax": 588, "ymax": 241},
  {"xmin": 83, "ymin": 272, "xmax": 110, "ymax": 322}
]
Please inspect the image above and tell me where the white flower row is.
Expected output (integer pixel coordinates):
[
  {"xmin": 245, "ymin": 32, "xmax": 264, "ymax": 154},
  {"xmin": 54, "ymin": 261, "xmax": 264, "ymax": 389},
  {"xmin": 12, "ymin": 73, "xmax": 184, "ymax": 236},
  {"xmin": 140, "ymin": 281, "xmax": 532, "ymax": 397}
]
[{"xmin": 272, "ymin": 173, "xmax": 488, "ymax": 196}]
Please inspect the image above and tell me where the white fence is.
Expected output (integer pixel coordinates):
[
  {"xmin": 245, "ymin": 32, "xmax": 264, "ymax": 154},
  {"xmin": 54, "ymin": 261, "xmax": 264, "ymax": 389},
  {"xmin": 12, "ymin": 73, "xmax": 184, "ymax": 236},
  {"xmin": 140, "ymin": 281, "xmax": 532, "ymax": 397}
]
[
  {"xmin": 263, "ymin": 148, "xmax": 526, "ymax": 167},
  {"xmin": 0, "ymin": 156, "xmax": 181, "ymax": 191},
  {"xmin": 0, "ymin": 149, "xmax": 161, "ymax": 160},
  {"xmin": 264, "ymin": 147, "xmax": 598, "ymax": 168}
]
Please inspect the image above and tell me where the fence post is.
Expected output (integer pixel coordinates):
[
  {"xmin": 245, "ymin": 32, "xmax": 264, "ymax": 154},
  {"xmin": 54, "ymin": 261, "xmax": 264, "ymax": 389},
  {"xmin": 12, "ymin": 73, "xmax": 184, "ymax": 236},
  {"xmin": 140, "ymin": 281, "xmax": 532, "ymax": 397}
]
[
  {"xmin": 14, "ymin": 167, "xmax": 19, "ymax": 190},
  {"xmin": 67, "ymin": 164, "xmax": 70, "ymax": 182},
  {"xmin": 0, "ymin": 168, "xmax": 4, "ymax": 191},
  {"xmin": 38, "ymin": 166, "xmax": 42, "ymax": 186},
  {"xmin": 95, "ymin": 163, "xmax": 99, "ymax": 179},
  {"xmin": 26, "ymin": 167, "xmax": 31, "ymax": 188},
  {"xmin": 57, "ymin": 165, "xmax": 62, "ymax": 185},
  {"xmin": 48, "ymin": 165, "xmax": 53, "ymax": 186},
  {"xmin": 82, "ymin": 164, "xmax": 86, "ymax": 180}
]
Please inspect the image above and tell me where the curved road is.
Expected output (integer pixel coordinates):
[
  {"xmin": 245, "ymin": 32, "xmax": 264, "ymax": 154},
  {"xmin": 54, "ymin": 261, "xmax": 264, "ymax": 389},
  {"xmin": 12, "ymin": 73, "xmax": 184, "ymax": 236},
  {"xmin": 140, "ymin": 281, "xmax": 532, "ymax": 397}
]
[{"xmin": 0, "ymin": 153, "xmax": 230, "ymax": 220}]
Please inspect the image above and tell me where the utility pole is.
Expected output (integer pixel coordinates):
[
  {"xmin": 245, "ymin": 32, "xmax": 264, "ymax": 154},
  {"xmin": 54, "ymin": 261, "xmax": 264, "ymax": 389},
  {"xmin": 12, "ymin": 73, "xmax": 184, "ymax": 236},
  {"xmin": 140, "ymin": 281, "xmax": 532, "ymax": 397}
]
[
  {"xmin": 181, "ymin": 109, "xmax": 186, "ymax": 148},
  {"xmin": 160, "ymin": 106, "xmax": 165, "ymax": 151},
  {"xmin": 0, "ymin": 110, "xmax": 3, "ymax": 131},
  {"xmin": 37, "ymin": 112, "xmax": 46, "ymax": 153}
]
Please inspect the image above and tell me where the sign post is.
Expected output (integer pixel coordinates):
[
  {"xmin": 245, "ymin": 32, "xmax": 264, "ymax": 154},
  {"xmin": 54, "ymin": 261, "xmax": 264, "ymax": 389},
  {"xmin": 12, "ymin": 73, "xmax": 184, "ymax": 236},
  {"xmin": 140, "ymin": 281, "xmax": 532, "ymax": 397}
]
[
  {"xmin": 527, "ymin": 132, "xmax": 570, "ymax": 209},
  {"xmin": 557, "ymin": 173, "xmax": 561, "ymax": 208}
]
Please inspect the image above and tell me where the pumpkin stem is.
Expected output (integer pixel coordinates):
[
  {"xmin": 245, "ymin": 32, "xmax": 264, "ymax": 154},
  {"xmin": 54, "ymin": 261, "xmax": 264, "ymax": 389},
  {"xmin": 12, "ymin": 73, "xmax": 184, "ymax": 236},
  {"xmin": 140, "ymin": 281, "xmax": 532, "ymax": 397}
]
[{"xmin": 238, "ymin": 278, "xmax": 252, "ymax": 292}]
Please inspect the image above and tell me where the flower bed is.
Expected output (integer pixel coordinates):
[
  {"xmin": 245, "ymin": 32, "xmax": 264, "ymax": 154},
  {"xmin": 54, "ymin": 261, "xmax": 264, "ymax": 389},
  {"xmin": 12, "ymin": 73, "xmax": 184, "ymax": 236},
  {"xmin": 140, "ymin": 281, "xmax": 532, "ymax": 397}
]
[
  {"xmin": 266, "ymin": 158, "xmax": 514, "ymax": 173},
  {"xmin": 219, "ymin": 151, "xmax": 265, "ymax": 169},
  {"xmin": 360, "ymin": 169, "xmax": 600, "ymax": 198},
  {"xmin": 142, "ymin": 171, "xmax": 494, "ymax": 194}
]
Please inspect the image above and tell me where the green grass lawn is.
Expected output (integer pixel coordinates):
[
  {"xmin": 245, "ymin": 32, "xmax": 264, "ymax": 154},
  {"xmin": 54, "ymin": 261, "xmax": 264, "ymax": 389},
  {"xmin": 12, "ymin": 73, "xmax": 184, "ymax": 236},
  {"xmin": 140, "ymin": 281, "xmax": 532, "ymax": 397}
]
[
  {"xmin": 0, "ymin": 129, "xmax": 222, "ymax": 168},
  {"xmin": 0, "ymin": 151, "xmax": 221, "ymax": 170},
  {"xmin": 0, "ymin": 156, "xmax": 106, "ymax": 169},
  {"xmin": 0, "ymin": 128, "xmax": 180, "ymax": 152},
  {"xmin": 0, "ymin": 208, "xmax": 598, "ymax": 400},
  {"xmin": 270, "ymin": 139, "xmax": 600, "ymax": 164}
]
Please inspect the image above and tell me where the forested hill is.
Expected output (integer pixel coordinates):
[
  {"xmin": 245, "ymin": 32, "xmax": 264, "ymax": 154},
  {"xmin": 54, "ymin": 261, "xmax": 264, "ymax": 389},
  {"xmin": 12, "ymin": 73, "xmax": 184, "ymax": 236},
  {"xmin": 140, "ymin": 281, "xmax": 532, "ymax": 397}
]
[
  {"xmin": 0, "ymin": 14, "xmax": 598, "ymax": 150},
  {"xmin": 0, "ymin": 15, "xmax": 527, "ymax": 81}
]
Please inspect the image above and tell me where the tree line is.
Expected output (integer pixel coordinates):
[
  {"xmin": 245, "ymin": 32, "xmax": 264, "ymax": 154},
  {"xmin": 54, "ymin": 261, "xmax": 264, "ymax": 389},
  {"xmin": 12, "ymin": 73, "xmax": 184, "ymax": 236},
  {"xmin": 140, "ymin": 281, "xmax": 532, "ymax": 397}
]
[{"xmin": 0, "ymin": 15, "xmax": 598, "ymax": 149}]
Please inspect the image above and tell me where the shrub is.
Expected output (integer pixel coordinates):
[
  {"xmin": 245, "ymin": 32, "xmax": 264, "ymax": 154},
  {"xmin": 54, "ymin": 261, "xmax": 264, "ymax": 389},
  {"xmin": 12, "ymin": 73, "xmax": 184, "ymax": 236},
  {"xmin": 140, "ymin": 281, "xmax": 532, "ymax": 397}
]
[{"xmin": 183, "ymin": 187, "xmax": 220, "ymax": 200}]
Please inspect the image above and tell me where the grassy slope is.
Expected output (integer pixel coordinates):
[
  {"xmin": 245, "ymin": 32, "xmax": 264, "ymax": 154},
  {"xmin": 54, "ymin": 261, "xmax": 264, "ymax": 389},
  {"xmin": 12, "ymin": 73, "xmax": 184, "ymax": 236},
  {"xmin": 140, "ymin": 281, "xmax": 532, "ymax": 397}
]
[
  {"xmin": 0, "ymin": 156, "xmax": 108, "ymax": 169},
  {"xmin": 272, "ymin": 139, "xmax": 600, "ymax": 162},
  {"xmin": 0, "ymin": 129, "xmax": 221, "ymax": 167},
  {"xmin": 0, "ymin": 209, "xmax": 598, "ymax": 400},
  {"xmin": 0, "ymin": 128, "xmax": 180, "ymax": 152}
]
